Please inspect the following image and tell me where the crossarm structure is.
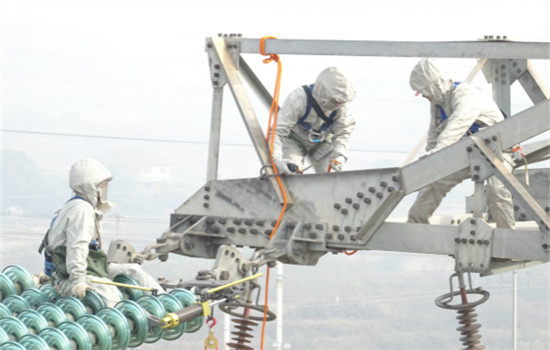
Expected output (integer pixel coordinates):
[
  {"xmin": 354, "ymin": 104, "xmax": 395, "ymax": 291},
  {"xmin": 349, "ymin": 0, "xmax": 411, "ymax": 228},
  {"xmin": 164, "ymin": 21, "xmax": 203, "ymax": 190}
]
[{"xmin": 145, "ymin": 36, "xmax": 550, "ymax": 275}]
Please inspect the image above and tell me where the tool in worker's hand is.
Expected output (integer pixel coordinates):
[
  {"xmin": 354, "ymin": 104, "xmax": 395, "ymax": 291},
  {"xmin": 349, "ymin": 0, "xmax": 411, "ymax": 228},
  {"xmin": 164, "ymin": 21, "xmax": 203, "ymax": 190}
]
[
  {"xmin": 260, "ymin": 163, "xmax": 302, "ymax": 177},
  {"xmin": 263, "ymin": 151, "xmax": 337, "ymax": 177},
  {"xmin": 287, "ymin": 163, "xmax": 301, "ymax": 173}
]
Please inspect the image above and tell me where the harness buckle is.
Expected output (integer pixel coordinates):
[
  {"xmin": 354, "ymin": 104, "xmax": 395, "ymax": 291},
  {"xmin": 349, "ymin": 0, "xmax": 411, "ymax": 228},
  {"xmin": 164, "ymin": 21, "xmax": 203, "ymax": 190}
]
[{"xmin": 308, "ymin": 129, "xmax": 326, "ymax": 143}]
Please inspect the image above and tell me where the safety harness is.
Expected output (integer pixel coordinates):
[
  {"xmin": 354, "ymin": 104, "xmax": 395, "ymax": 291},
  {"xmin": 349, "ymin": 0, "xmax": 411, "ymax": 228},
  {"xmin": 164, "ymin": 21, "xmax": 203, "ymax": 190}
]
[
  {"xmin": 438, "ymin": 82, "xmax": 525, "ymax": 166},
  {"xmin": 437, "ymin": 82, "xmax": 484, "ymax": 135},
  {"xmin": 298, "ymin": 84, "xmax": 338, "ymax": 136},
  {"xmin": 39, "ymin": 196, "xmax": 108, "ymax": 279}
]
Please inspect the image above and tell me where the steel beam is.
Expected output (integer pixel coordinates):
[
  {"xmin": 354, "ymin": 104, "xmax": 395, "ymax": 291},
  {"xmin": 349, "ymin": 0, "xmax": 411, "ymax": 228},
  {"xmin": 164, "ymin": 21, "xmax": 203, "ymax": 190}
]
[
  {"xmin": 228, "ymin": 38, "xmax": 550, "ymax": 59},
  {"xmin": 156, "ymin": 217, "xmax": 549, "ymax": 263},
  {"xmin": 326, "ymin": 222, "xmax": 549, "ymax": 262},
  {"xmin": 161, "ymin": 36, "xmax": 550, "ymax": 272},
  {"xmin": 239, "ymin": 56, "xmax": 277, "ymax": 111},
  {"xmin": 471, "ymin": 136, "xmax": 550, "ymax": 241},
  {"xmin": 518, "ymin": 60, "xmax": 550, "ymax": 103},
  {"xmin": 399, "ymin": 100, "xmax": 550, "ymax": 194},
  {"xmin": 207, "ymin": 87, "xmax": 224, "ymax": 182}
]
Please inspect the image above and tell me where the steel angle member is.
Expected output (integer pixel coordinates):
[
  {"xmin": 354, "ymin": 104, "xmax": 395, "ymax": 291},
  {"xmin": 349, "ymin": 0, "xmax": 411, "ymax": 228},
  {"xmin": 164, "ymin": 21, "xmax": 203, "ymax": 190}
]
[
  {"xmin": 471, "ymin": 136, "xmax": 550, "ymax": 250},
  {"xmin": 354, "ymin": 187, "xmax": 404, "ymax": 244},
  {"xmin": 518, "ymin": 60, "xmax": 550, "ymax": 103},
  {"xmin": 454, "ymin": 219, "xmax": 493, "ymax": 273},
  {"xmin": 520, "ymin": 139, "xmax": 550, "ymax": 165},
  {"xmin": 229, "ymin": 37, "xmax": 550, "ymax": 59},
  {"xmin": 205, "ymin": 37, "xmax": 228, "ymax": 88},
  {"xmin": 209, "ymin": 36, "xmax": 290, "ymax": 205},
  {"xmin": 481, "ymin": 260, "xmax": 543, "ymax": 276},
  {"xmin": 511, "ymin": 168, "xmax": 550, "ymax": 221},
  {"xmin": 400, "ymin": 100, "xmax": 550, "ymax": 195}
]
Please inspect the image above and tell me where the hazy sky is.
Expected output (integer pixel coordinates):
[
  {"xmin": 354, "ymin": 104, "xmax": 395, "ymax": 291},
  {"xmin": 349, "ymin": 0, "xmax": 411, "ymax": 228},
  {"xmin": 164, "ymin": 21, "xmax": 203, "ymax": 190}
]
[
  {"xmin": 2, "ymin": 0, "xmax": 549, "ymax": 179},
  {"xmin": 2, "ymin": 0, "xmax": 549, "ymax": 222}
]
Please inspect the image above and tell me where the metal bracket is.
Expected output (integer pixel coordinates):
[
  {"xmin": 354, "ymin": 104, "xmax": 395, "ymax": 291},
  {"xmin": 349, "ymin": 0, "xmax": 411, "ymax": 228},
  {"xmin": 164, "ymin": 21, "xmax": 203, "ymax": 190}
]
[
  {"xmin": 467, "ymin": 133, "xmax": 504, "ymax": 182},
  {"xmin": 264, "ymin": 220, "xmax": 327, "ymax": 266},
  {"xmin": 454, "ymin": 219, "xmax": 493, "ymax": 273},
  {"xmin": 210, "ymin": 245, "xmax": 251, "ymax": 281},
  {"xmin": 106, "ymin": 239, "xmax": 143, "ymax": 264}
]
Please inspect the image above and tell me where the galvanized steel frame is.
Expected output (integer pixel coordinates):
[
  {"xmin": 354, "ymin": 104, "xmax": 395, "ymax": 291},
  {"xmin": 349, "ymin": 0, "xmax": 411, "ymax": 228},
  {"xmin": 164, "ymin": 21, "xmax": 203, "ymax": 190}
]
[{"xmin": 163, "ymin": 36, "xmax": 550, "ymax": 272}]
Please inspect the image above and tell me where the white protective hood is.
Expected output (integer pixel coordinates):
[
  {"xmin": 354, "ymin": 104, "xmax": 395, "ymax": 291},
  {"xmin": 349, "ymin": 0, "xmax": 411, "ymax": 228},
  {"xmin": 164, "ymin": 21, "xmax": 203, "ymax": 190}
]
[
  {"xmin": 69, "ymin": 158, "xmax": 113, "ymax": 210},
  {"xmin": 312, "ymin": 67, "xmax": 356, "ymax": 112},
  {"xmin": 409, "ymin": 58, "xmax": 454, "ymax": 106}
]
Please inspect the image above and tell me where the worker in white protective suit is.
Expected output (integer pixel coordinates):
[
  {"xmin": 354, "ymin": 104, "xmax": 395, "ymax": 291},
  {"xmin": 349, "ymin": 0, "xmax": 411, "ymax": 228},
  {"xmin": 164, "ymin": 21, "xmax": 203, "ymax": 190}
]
[
  {"xmin": 42, "ymin": 157, "xmax": 164, "ymax": 307},
  {"xmin": 406, "ymin": 58, "xmax": 515, "ymax": 228},
  {"xmin": 272, "ymin": 67, "xmax": 356, "ymax": 174}
]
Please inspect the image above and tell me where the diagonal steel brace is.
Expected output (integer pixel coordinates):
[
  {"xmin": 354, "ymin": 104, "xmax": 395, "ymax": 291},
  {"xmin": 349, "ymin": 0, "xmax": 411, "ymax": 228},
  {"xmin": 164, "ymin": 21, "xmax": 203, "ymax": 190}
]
[{"xmin": 471, "ymin": 136, "xmax": 550, "ymax": 249}]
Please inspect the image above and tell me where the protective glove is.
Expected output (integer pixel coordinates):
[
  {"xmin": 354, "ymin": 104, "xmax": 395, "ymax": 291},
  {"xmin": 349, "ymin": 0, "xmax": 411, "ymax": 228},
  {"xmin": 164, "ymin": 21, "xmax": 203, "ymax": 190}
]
[
  {"xmin": 330, "ymin": 155, "xmax": 346, "ymax": 172},
  {"xmin": 72, "ymin": 282, "xmax": 91, "ymax": 299},
  {"xmin": 274, "ymin": 158, "xmax": 300, "ymax": 174}
]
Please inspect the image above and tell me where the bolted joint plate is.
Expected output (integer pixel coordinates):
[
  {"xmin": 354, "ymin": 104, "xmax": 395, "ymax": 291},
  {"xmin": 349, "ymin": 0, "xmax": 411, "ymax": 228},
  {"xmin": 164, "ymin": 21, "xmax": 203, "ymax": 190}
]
[
  {"xmin": 106, "ymin": 239, "xmax": 142, "ymax": 264},
  {"xmin": 210, "ymin": 245, "xmax": 251, "ymax": 281},
  {"xmin": 455, "ymin": 219, "xmax": 493, "ymax": 273},
  {"xmin": 205, "ymin": 38, "xmax": 228, "ymax": 88},
  {"xmin": 467, "ymin": 133, "xmax": 504, "ymax": 182},
  {"xmin": 278, "ymin": 221, "xmax": 327, "ymax": 266}
]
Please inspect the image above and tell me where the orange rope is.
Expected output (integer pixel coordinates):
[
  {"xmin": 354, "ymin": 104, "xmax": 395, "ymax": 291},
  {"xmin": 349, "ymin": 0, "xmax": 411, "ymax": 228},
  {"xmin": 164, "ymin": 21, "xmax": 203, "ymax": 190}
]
[
  {"xmin": 344, "ymin": 250, "xmax": 357, "ymax": 256},
  {"xmin": 261, "ymin": 36, "xmax": 282, "ymax": 144},
  {"xmin": 259, "ymin": 36, "xmax": 287, "ymax": 350}
]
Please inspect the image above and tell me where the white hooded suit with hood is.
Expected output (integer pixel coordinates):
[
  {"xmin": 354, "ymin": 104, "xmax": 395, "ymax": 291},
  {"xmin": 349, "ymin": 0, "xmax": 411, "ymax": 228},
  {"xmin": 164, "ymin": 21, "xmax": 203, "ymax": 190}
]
[
  {"xmin": 47, "ymin": 158, "xmax": 164, "ymax": 307},
  {"xmin": 272, "ymin": 67, "xmax": 356, "ymax": 173},
  {"xmin": 407, "ymin": 58, "xmax": 515, "ymax": 228}
]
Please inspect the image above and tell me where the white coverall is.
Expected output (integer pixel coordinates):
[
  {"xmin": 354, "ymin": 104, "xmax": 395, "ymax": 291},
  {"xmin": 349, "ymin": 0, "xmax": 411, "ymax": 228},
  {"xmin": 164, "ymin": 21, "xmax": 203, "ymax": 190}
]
[
  {"xmin": 407, "ymin": 58, "xmax": 515, "ymax": 228},
  {"xmin": 272, "ymin": 67, "xmax": 356, "ymax": 173},
  {"xmin": 47, "ymin": 158, "xmax": 164, "ymax": 307}
]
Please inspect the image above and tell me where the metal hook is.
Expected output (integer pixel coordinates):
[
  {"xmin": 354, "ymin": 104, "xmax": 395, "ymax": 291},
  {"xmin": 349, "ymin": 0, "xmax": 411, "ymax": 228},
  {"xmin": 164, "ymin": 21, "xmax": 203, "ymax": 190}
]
[{"xmin": 206, "ymin": 315, "xmax": 217, "ymax": 328}]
